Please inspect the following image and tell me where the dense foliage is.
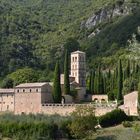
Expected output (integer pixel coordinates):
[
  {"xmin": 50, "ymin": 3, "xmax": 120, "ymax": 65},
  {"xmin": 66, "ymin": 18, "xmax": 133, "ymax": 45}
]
[
  {"xmin": 99, "ymin": 109, "xmax": 128, "ymax": 127},
  {"xmin": 0, "ymin": 114, "xmax": 67, "ymax": 140},
  {"xmin": 88, "ymin": 34, "xmax": 140, "ymax": 100},
  {"xmin": 0, "ymin": 0, "xmax": 140, "ymax": 83},
  {"xmin": 0, "ymin": 107, "xmax": 98, "ymax": 140}
]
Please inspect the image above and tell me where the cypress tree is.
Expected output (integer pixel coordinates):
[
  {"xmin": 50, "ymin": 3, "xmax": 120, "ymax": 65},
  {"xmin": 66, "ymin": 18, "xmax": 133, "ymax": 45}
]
[
  {"xmin": 103, "ymin": 75, "xmax": 106, "ymax": 94},
  {"xmin": 97, "ymin": 66, "xmax": 101, "ymax": 94},
  {"xmin": 64, "ymin": 50, "xmax": 70, "ymax": 95},
  {"xmin": 90, "ymin": 70, "xmax": 95, "ymax": 94},
  {"xmin": 108, "ymin": 69, "xmax": 111, "ymax": 79},
  {"xmin": 136, "ymin": 63, "xmax": 139, "ymax": 73},
  {"xmin": 117, "ymin": 59, "xmax": 123, "ymax": 103},
  {"xmin": 88, "ymin": 72, "xmax": 92, "ymax": 94},
  {"xmin": 94, "ymin": 72, "xmax": 98, "ymax": 94},
  {"xmin": 126, "ymin": 60, "xmax": 130, "ymax": 79},
  {"xmin": 88, "ymin": 72, "xmax": 92, "ymax": 93},
  {"xmin": 53, "ymin": 61, "xmax": 62, "ymax": 103},
  {"xmin": 132, "ymin": 60, "xmax": 136, "ymax": 77},
  {"xmin": 123, "ymin": 69, "xmax": 126, "ymax": 82},
  {"xmin": 99, "ymin": 73, "xmax": 104, "ymax": 94},
  {"xmin": 110, "ymin": 73, "xmax": 114, "ymax": 91},
  {"xmin": 96, "ymin": 66, "xmax": 104, "ymax": 94}
]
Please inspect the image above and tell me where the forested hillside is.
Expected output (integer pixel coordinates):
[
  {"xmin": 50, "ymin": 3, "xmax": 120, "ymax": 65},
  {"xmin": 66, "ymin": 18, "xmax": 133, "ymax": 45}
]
[{"xmin": 0, "ymin": 0, "xmax": 140, "ymax": 84}]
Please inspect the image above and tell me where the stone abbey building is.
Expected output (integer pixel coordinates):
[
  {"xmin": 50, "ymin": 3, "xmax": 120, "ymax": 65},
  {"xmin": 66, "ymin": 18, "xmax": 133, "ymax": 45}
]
[
  {"xmin": 0, "ymin": 51, "xmax": 138, "ymax": 116},
  {"xmin": 0, "ymin": 51, "xmax": 88, "ymax": 115}
]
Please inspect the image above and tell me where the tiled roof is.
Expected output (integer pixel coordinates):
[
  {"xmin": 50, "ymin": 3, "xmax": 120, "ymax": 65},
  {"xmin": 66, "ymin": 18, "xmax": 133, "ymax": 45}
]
[
  {"xmin": 71, "ymin": 51, "xmax": 85, "ymax": 54},
  {"xmin": 16, "ymin": 82, "xmax": 48, "ymax": 88},
  {"xmin": 0, "ymin": 89, "xmax": 14, "ymax": 93}
]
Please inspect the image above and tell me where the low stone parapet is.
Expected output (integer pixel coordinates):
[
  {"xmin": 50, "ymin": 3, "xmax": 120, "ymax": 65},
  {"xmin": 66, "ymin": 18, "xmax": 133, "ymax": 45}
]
[{"xmin": 41, "ymin": 102, "xmax": 117, "ymax": 116}]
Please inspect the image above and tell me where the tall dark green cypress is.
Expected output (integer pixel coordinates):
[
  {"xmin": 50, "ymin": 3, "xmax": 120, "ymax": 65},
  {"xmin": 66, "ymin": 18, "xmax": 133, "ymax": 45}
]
[
  {"xmin": 94, "ymin": 72, "xmax": 98, "ymax": 94},
  {"xmin": 88, "ymin": 73, "xmax": 91, "ymax": 92},
  {"xmin": 97, "ymin": 66, "xmax": 101, "ymax": 94},
  {"xmin": 135, "ymin": 63, "xmax": 139, "ymax": 73},
  {"xmin": 64, "ymin": 50, "xmax": 70, "ymax": 95},
  {"xmin": 103, "ymin": 75, "xmax": 106, "ymax": 94},
  {"xmin": 90, "ymin": 70, "xmax": 95, "ymax": 94},
  {"xmin": 53, "ymin": 61, "xmax": 62, "ymax": 103},
  {"xmin": 126, "ymin": 60, "xmax": 130, "ymax": 79},
  {"xmin": 131, "ymin": 60, "xmax": 136, "ymax": 77},
  {"xmin": 117, "ymin": 59, "xmax": 123, "ymax": 103},
  {"xmin": 97, "ymin": 66, "xmax": 104, "ymax": 94},
  {"xmin": 100, "ymin": 73, "xmax": 104, "ymax": 94}
]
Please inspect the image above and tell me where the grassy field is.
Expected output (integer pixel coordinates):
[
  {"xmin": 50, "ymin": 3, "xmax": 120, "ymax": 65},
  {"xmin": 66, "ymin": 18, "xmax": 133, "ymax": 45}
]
[{"xmin": 86, "ymin": 122, "xmax": 140, "ymax": 140}]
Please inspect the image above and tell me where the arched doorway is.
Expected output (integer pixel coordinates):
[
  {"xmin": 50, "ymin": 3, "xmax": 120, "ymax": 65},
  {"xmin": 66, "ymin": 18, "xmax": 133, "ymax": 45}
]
[
  {"xmin": 101, "ymin": 99, "xmax": 106, "ymax": 103},
  {"xmin": 94, "ymin": 98, "xmax": 99, "ymax": 103}
]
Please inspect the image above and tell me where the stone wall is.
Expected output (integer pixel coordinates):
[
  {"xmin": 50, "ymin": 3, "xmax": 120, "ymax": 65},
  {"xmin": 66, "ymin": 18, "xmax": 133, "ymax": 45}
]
[
  {"xmin": 15, "ymin": 93, "xmax": 41, "ymax": 114},
  {"xmin": 41, "ymin": 103, "xmax": 117, "ymax": 116},
  {"xmin": 119, "ymin": 91, "xmax": 138, "ymax": 116},
  {"xmin": 41, "ymin": 104, "xmax": 76, "ymax": 116},
  {"xmin": 0, "ymin": 94, "xmax": 14, "ymax": 112}
]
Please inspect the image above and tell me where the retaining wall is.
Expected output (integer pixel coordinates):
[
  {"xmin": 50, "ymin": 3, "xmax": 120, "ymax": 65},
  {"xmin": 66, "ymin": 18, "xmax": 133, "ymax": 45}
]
[{"xmin": 41, "ymin": 103, "xmax": 117, "ymax": 116}]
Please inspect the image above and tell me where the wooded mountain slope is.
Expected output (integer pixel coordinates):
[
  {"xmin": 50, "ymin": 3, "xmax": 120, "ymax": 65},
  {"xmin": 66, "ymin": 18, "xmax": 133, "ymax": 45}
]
[{"xmin": 0, "ymin": 0, "xmax": 140, "ymax": 81}]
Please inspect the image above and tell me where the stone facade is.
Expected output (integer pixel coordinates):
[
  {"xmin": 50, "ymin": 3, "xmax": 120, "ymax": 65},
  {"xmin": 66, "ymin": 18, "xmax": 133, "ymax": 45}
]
[
  {"xmin": 119, "ymin": 91, "xmax": 138, "ymax": 116},
  {"xmin": 0, "ymin": 89, "xmax": 14, "ymax": 112},
  {"xmin": 70, "ymin": 51, "xmax": 86, "ymax": 87},
  {"xmin": 14, "ymin": 83, "xmax": 53, "ymax": 114},
  {"xmin": 92, "ymin": 95, "xmax": 108, "ymax": 103},
  {"xmin": 0, "ymin": 85, "xmax": 137, "ymax": 116}
]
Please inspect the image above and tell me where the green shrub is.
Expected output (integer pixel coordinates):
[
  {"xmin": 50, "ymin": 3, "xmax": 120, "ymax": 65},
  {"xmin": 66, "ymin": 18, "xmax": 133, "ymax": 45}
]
[
  {"xmin": 122, "ymin": 121, "xmax": 133, "ymax": 127},
  {"xmin": 0, "ymin": 113, "xmax": 71, "ymax": 140},
  {"xmin": 99, "ymin": 109, "xmax": 128, "ymax": 127},
  {"xmin": 68, "ymin": 106, "xmax": 97, "ymax": 139},
  {"xmin": 133, "ymin": 123, "xmax": 140, "ymax": 132},
  {"xmin": 59, "ymin": 120, "xmax": 72, "ymax": 139}
]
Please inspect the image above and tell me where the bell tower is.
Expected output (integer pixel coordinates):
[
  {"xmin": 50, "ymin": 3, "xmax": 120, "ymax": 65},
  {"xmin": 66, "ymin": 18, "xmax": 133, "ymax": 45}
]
[{"xmin": 70, "ymin": 51, "xmax": 86, "ymax": 87}]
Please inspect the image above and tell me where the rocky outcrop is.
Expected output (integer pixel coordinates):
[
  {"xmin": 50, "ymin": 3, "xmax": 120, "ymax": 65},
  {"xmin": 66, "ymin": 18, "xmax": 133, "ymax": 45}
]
[{"xmin": 85, "ymin": 1, "xmax": 133, "ymax": 29}]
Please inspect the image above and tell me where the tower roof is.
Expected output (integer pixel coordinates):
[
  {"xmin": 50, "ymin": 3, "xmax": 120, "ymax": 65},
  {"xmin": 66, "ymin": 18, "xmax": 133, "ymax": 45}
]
[{"xmin": 71, "ymin": 50, "xmax": 85, "ymax": 54}]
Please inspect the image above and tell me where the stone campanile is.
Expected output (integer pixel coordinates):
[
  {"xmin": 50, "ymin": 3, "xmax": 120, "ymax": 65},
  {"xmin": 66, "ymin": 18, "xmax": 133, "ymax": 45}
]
[{"xmin": 71, "ymin": 51, "xmax": 86, "ymax": 87}]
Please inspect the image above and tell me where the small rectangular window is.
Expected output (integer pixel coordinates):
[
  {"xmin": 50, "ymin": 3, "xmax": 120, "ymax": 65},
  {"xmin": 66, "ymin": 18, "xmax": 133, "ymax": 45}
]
[{"xmin": 36, "ymin": 89, "xmax": 38, "ymax": 92}]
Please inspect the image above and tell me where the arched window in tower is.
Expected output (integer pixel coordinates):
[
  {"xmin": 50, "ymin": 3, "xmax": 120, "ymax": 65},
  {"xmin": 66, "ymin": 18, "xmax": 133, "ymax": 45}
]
[
  {"xmin": 75, "ymin": 57, "xmax": 77, "ymax": 62},
  {"xmin": 72, "ymin": 57, "xmax": 74, "ymax": 62}
]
